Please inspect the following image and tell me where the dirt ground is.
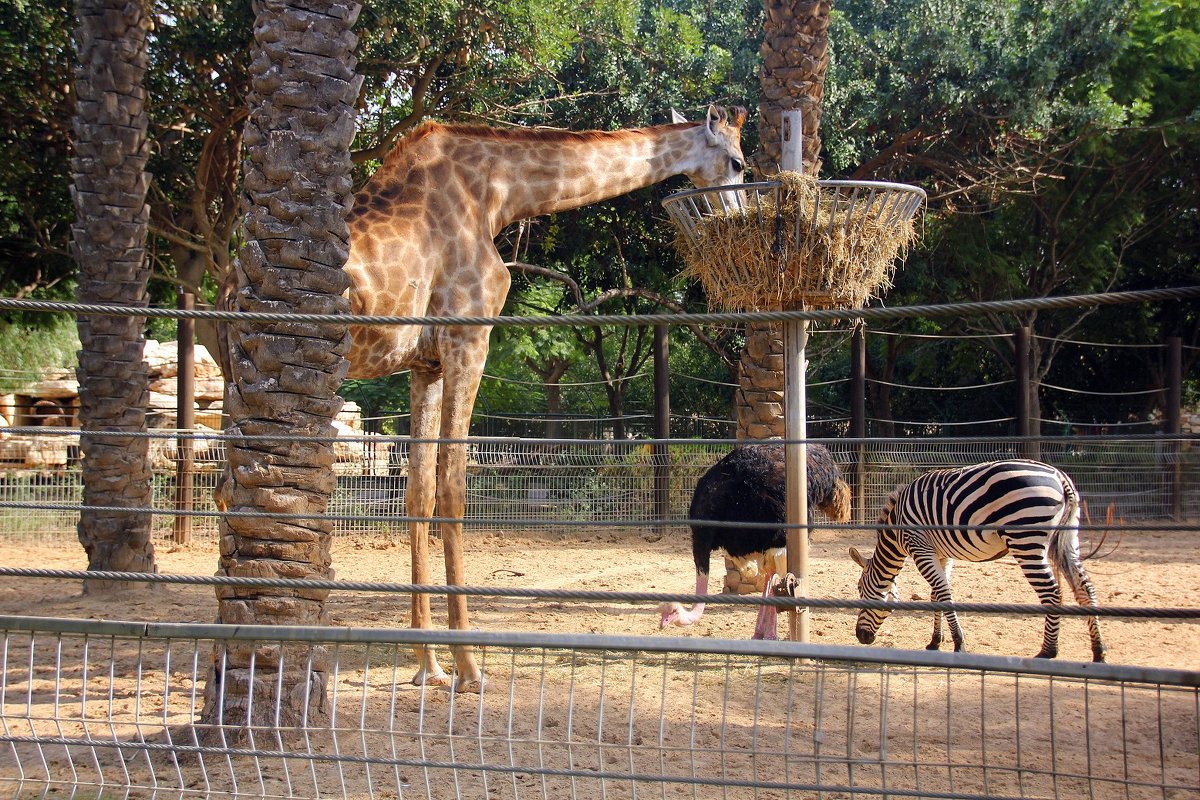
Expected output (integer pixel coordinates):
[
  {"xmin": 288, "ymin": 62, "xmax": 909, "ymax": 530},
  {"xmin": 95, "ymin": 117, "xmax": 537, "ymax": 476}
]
[
  {"xmin": 0, "ymin": 523, "xmax": 1196, "ymax": 670},
  {"xmin": 0, "ymin": 524, "xmax": 1197, "ymax": 799}
]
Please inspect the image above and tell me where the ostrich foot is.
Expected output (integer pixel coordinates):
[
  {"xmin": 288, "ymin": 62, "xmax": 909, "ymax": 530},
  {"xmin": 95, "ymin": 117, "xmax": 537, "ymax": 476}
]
[
  {"xmin": 658, "ymin": 601, "xmax": 704, "ymax": 628},
  {"xmin": 751, "ymin": 592, "xmax": 778, "ymax": 640}
]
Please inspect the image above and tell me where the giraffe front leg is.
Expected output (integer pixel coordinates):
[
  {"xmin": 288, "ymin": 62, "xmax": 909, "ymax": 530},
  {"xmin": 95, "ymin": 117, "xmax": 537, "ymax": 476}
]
[
  {"xmin": 408, "ymin": 372, "xmax": 450, "ymax": 687},
  {"xmin": 438, "ymin": 350, "xmax": 489, "ymax": 694}
]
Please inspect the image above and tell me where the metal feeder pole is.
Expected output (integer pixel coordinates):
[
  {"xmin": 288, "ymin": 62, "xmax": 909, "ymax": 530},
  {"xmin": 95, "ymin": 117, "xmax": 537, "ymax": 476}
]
[{"xmin": 780, "ymin": 109, "xmax": 809, "ymax": 643}]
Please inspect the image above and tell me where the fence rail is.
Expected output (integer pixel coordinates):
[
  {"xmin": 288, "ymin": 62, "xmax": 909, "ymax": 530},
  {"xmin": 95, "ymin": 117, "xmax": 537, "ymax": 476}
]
[
  {"xmin": 1, "ymin": 615, "xmax": 1197, "ymax": 800},
  {"xmin": 0, "ymin": 431, "xmax": 1196, "ymax": 542}
]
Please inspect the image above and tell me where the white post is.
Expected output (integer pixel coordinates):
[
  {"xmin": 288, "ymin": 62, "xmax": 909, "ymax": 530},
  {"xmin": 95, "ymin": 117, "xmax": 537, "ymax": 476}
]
[{"xmin": 780, "ymin": 108, "xmax": 809, "ymax": 643}]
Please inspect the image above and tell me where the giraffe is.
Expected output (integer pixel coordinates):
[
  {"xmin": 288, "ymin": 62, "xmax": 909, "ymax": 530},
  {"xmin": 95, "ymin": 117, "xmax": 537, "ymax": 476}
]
[{"xmin": 344, "ymin": 104, "xmax": 747, "ymax": 691}]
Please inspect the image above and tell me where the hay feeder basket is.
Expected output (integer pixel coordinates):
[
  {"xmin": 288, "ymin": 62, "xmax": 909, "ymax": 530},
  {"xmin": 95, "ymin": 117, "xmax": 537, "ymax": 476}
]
[{"xmin": 662, "ymin": 176, "xmax": 926, "ymax": 312}]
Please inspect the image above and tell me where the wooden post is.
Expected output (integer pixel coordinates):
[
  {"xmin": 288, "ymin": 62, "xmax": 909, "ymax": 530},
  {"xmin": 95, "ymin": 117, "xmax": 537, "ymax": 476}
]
[
  {"xmin": 1015, "ymin": 325, "xmax": 1038, "ymax": 458},
  {"xmin": 780, "ymin": 108, "xmax": 809, "ymax": 643},
  {"xmin": 173, "ymin": 291, "xmax": 195, "ymax": 544},
  {"xmin": 1167, "ymin": 336, "xmax": 1182, "ymax": 521},
  {"xmin": 653, "ymin": 324, "xmax": 670, "ymax": 521},
  {"xmin": 1015, "ymin": 325, "xmax": 1030, "ymax": 438}
]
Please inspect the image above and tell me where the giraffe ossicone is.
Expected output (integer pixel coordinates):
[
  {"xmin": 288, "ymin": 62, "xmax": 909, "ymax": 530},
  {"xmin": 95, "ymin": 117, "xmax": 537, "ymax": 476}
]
[{"xmin": 343, "ymin": 104, "xmax": 748, "ymax": 691}]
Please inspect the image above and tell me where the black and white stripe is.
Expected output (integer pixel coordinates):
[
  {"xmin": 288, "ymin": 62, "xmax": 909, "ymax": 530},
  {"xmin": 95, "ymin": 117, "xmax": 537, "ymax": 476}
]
[{"xmin": 849, "ymin": 459, "xmax": 1106, "ymax": 662}]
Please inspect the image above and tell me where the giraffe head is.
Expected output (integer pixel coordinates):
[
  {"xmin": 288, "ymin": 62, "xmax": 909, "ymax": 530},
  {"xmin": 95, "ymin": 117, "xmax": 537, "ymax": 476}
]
[{"xmin": 671, "ymin": 104, "xmax": 748, "ymax": 188}]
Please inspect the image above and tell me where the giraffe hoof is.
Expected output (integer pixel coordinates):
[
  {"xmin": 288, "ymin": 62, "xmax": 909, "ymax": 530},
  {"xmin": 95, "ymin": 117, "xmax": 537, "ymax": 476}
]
[
  {"xmin": 411, "ymin": 666, "xmax": 452, "ymax": 687},
  {"xmin": 454, "ymin": 675, "xmax": 485, "ymax": 694}
]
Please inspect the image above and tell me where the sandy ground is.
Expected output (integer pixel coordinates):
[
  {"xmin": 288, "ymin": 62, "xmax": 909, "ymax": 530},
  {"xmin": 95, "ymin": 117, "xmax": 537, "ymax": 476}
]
[
  {"xmin": 0, "ymin": 524, "xmax": 1197, "ymax": 799},
  {"xmin": 1, "ymin": 524, "xmax": 1196, "ymax": 670}
]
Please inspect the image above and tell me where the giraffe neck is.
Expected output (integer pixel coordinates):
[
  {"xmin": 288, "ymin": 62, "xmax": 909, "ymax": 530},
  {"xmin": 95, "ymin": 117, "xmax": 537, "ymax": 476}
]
[
  {"xmin": 491, "ymin": 124, "xmax": 704, "ymax": 223},
  {"xmin": 373, "ymin": 121, "xmax": 717, "ymax": 235}
]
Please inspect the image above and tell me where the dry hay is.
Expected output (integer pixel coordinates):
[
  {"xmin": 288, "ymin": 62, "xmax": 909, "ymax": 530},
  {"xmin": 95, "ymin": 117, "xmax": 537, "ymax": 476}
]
[{"xmin": 674, "ymin": 172, "xmax": 919, "ymax": 311}]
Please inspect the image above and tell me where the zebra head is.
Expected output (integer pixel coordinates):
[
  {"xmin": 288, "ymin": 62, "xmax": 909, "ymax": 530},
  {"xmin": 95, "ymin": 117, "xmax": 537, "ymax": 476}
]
[{"xmin": 849, "ymin": 494, "xmax": 903, "ymax": 645}]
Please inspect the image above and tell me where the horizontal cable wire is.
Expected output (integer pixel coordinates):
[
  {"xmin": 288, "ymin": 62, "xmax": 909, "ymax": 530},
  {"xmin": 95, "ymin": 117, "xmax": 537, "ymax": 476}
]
[
  {"xmin": 1, "ymin": 286, "xmax": 1197, "ymax": 328},
  {"xmin": 866, "ymin": 378, "xmax": 1015, "ymax": 391},
  {"xmin": 0, "ymin": 500, "xmax": 1188, "ymax": 535},
  {"xmin": 865, "ymin": 416, "xmax": 1015, "ymax": 427},
  {"xmin": 0, "ymin": 568, "xmax": 1195, "ymax": 620},
  {"xmin": 7, "ymin": 427, "xmax": 1187, "ymax": 446},
  {"xmin": 867, "ymin": 329, "xmax": 1014, "ymax": 340},
  {"xmin": 1041, "ymin": 382, "xmax": 1164, "ymax": 396}
]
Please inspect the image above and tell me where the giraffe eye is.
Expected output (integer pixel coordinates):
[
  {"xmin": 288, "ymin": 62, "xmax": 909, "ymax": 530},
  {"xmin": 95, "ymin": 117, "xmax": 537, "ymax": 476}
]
[{"xmin": 731, "ymin": 158, "xmax": 744, "ymax": 173}]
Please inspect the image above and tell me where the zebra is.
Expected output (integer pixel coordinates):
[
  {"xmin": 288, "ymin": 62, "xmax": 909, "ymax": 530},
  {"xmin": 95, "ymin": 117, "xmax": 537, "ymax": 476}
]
[{"xmin": 849, "ymin": 459, "xmax": 1106, "ymax": 662}]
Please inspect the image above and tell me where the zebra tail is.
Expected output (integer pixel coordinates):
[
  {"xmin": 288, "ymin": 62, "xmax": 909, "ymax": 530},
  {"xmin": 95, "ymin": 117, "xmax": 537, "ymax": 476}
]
[{"xmin": 1047, "ymin": 475, "xmax": 1087, "ymax": 592}]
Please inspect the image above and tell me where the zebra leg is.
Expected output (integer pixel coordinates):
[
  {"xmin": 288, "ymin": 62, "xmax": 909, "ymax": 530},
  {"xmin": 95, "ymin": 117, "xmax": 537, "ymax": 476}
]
[
  {"xmin": 1068, "ymin": 566, "xmax": 1107, "ymax": 663},
  {"xmin": 1014, "ymin": 554, "xmax": 1062, "ymax": 659},
  {"xmin": 912, "ymin": 551, "xmax": 963, "ymax": 652},
  {"xmin": 927, "ymin": 584, "xmax": 943, "ymax": 651}
]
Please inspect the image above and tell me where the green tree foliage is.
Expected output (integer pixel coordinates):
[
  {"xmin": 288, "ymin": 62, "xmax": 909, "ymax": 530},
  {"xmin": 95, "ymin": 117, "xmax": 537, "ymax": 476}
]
[
  {"xmin": 0, "ymin": 315, "xmax": 80, "ymax": 393},
  {"xmin": 0, "ymin": 0, "xmax": 76, "ymax": 299},
  {"xmin": 821, "ymin": 0, "xmax": 1198, "ymax": 434}
]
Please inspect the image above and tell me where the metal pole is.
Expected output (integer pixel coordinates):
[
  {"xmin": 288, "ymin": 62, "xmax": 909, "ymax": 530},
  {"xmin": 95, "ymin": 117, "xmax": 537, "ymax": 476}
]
[
  {"xmin": 780, "ymin": 108, "xmax": 809, "ymax": 643},
  {"xmin": 851, "ymin": 322, "xmax": 866, "ymax": 523},
  {"xmin": 174, "ymin": 291, "xmax": 195, "ymax": 544}
]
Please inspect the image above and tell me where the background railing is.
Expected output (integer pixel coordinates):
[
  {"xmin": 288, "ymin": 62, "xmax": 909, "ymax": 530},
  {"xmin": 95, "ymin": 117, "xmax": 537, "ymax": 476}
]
[{"xmin": 1, "ymin": 430, "xmax": 1195, "ymax": 543}]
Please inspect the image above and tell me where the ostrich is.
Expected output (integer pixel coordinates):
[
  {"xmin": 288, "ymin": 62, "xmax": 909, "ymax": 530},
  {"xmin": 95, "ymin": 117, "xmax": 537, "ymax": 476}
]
[{"xmin": 659, "ymin": 443, "xmax": 852, "ymax": 639}]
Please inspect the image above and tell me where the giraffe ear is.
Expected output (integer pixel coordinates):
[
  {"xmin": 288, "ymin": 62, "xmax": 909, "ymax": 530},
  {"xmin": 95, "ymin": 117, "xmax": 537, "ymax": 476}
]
[{"xmin": 671, "ymin": 108, "xmax": 688, "ymax": 124}]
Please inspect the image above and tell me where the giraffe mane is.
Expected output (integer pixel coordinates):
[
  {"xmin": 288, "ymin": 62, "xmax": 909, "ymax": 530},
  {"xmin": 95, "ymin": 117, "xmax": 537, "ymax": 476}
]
[{"xmin": 381, "ymin": 120, "xmax": 696, "ymax": 169}]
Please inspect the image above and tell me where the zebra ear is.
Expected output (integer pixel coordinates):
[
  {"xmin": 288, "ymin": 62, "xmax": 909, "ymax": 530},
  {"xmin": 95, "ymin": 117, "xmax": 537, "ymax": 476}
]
[{"xmin": 849, "ymin": 546, "xmax": 868, "ymax": 568}]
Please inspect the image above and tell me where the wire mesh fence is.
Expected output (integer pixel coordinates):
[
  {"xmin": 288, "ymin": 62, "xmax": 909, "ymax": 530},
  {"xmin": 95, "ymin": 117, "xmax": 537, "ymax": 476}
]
[
  {"xmin": 1, "ymin": 615, "xmax": 1197, "ymax": 800},
  {"xmin": 0, "ymin": 430, "xmax": 1196, "ymax": 543}
]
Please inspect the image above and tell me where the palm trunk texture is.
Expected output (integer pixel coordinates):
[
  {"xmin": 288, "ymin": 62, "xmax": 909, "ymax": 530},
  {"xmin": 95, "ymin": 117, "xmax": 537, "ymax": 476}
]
[
  {"xmin": 202, "ymin": 0, "xmax": 360, "ymax": 731},
  {"xmin": 71, "ymin": 0, "xmax": 156, "ymax": 591}
]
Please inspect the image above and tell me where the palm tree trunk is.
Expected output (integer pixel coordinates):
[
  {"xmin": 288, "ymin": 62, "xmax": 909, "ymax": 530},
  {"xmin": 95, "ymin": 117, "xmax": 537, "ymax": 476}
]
[
  {"xmin": 71, "ymin": 0, "xmax": 156, "ymax": 592},
  {"xmin": 755, "ymin": 0, "xmax": 831, "ymax": 177},
  {"xmin": 202, "ymin": 0, "xmax": 359, "ymax": 732},
  {"xmin": 735, "ymin": 0, "xmax": 832, "ymax": 442}
]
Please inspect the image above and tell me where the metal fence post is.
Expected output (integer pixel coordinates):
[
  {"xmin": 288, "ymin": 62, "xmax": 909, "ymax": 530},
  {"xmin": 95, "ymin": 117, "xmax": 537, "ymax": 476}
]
[{"xmin": 851, "ymin": 322, "xmax": 867, "ymax": 523}]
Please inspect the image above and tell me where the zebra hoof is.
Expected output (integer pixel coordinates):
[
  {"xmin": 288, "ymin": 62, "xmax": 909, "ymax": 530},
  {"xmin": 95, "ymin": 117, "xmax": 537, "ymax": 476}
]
[
  {"xmin": 1092, "ymin": 649, "xmax": 1107, "ymax": 663},
  {"xmin": 1034, "ymin": 649, "xmax": 1057, "ymax": 659},
  {"xmin": 925, "ymin": 642, "xmax": 940, "ymax": 651}
]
